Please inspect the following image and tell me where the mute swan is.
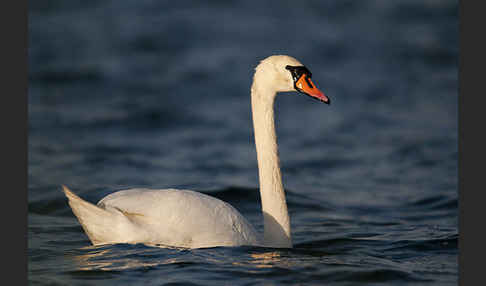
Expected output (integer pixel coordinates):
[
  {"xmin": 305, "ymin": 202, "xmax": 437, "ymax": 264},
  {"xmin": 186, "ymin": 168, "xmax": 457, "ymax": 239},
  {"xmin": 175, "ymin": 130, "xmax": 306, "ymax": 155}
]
[{"xmin": 63, "ymin": 55, "xmax": 329, "ymax": 249}]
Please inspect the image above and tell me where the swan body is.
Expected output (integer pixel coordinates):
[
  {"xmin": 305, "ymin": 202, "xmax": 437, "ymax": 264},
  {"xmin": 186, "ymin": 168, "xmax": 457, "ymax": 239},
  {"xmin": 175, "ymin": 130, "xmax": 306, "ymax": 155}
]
[
  {"xmin": 63, "ymin": 55, "xmax": 329, "ymax": 249},
  {"xmin": 63, "ymin": 187, "xmax": 260, "ymax": 248}
]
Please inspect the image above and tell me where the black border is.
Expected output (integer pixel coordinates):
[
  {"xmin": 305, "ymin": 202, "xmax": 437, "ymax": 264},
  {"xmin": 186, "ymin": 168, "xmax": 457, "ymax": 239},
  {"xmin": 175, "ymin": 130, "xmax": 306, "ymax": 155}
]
[
  {"xmin": 459, "ymin": 1, "xmax": 483, "ymax": 285},
  {"xmin": 1, "ymin": 0, "xmax": 27, "ymax": 284}
]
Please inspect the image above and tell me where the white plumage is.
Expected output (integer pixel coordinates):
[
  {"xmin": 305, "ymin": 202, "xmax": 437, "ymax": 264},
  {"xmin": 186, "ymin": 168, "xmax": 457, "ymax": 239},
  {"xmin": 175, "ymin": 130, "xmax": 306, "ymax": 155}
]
[{"xmin": 63, "ymin": 187, "xmax": 260, "ymax": 248}]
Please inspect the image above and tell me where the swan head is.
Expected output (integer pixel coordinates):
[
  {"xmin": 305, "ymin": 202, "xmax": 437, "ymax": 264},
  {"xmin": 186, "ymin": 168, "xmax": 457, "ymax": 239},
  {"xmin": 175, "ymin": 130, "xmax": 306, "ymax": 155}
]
[{"xmin": 253, "ymin": 55, "xmax": 330, "ymax": 104}]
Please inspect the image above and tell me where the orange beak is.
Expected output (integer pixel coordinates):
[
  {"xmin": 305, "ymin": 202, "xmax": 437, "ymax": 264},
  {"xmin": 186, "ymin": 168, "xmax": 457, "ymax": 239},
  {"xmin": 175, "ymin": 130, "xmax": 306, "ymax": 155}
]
[{"xmin": 295, "ymin": 74, "xmax": 330, "ymax": 104}]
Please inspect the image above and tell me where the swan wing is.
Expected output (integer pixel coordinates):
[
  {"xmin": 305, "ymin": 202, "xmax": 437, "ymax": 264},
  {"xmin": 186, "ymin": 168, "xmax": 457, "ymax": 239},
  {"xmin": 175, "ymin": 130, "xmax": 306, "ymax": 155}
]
[{"xmin": 94, "ymin": 188, "xmax": 261, "ymax": 248}]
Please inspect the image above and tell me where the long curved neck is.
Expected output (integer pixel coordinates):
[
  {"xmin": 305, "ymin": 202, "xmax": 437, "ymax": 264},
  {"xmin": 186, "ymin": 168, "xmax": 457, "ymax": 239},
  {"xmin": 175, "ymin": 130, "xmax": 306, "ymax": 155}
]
[{"xmin": 251, "ymin": 79, "xmax": 292, "ymax": 248}]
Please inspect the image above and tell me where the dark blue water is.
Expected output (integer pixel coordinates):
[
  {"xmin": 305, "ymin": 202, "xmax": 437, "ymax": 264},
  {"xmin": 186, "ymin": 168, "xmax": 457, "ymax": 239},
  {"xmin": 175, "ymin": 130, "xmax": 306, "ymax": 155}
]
[{"xmin": 28, "ymin": 1, "xmax": 458, "ymax": 285}]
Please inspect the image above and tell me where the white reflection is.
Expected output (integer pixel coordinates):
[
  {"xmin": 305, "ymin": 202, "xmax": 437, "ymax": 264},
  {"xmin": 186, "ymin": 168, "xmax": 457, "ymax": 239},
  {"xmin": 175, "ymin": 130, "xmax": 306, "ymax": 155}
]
[{"xmin": 69, "ymin": 245, "xmax": 164, "ymax": 271}]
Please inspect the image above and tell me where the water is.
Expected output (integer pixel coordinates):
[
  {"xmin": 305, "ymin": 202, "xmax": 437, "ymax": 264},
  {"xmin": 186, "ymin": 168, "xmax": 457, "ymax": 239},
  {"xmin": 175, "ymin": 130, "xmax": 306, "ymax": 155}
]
[{"xmin": 28, "ymin": 0, "xmax": 458, "ymax": 285}]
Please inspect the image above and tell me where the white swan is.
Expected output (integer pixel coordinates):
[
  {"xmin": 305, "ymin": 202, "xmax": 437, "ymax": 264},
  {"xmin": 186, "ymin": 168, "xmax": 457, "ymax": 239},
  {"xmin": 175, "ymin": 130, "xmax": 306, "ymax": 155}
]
[{"xmin": 63, "ymin": 55, "xmax": 329, "ymax": 249}]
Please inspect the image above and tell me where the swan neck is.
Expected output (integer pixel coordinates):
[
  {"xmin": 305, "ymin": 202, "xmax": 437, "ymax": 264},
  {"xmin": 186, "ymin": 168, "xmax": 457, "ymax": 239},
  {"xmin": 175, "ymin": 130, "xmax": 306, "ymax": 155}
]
[{"xmin": 251, "ymin": 81, "xmax": 292, "ymax": 248}]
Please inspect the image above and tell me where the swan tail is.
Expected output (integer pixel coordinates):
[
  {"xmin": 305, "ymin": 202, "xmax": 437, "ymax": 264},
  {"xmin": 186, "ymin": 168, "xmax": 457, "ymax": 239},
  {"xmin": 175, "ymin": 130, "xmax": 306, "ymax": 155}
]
[{"xmin": 62, "ymin": 185, "xmax": 121, "ymax": 245}]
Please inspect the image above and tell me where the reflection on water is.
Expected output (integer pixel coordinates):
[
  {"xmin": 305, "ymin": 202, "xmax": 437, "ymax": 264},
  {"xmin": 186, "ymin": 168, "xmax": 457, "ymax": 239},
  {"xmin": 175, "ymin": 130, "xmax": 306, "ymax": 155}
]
[
  {"xmin": 71, "ymin": 247, "xmax": 111, "ymax": 271},
  {"xmin": 70, "ymin": 245, "xmax": 164, "ymax": 271},
  {"xmin": 70, "ymin": 244, "xmax": 296, "ymax": 272},
  {"xmin": 248, "ymin": 251, "xmax": 285, "ymax": 269}
]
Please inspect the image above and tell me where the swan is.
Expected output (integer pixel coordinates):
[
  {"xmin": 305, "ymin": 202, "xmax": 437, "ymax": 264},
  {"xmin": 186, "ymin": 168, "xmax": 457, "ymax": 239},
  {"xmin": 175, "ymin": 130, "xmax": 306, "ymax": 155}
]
[{"xmin": 62, "ymin": 55, "xmax": 330, "ymax": 249}]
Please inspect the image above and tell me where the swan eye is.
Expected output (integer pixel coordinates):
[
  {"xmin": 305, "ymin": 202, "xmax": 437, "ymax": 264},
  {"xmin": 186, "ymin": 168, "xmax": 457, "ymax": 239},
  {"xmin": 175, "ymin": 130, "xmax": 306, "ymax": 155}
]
[
  {"xmin": 285, "ymin": 65, "xmax": 312, "ymax": 82},
  {"xmin": 285, "ymin": 65, "xmax": 313, "ymax": 91}
]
